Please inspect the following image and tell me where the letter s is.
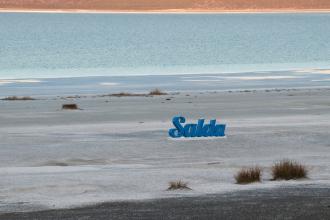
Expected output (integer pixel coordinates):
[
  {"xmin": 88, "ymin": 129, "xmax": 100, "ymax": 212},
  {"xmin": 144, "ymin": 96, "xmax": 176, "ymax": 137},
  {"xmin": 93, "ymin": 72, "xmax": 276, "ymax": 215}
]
[{"xmin": 169, "ymin": 116, "xmax": 185, "ymax": 138}]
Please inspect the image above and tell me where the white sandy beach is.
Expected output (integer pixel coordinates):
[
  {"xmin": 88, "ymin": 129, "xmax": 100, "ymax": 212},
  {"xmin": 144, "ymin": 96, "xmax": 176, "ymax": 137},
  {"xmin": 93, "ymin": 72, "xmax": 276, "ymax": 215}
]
[{"xmin": 1, "ymin": 88, "xmax": 330, "ymax": 212}]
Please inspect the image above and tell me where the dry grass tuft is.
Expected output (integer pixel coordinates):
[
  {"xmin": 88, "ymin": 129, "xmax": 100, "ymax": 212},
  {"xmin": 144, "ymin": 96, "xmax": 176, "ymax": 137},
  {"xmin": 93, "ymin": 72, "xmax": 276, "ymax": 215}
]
[
  {"xmin": 103, "ymin": 89, "xmax": 167, "ymax": 97},
  {"xmin": 149, "ymin": 88, "xmax": 167, "ymax": 96},
  {"xmin": 110, "ymin": 92, "xmax": 145, "ymax": 97},
  {"xmin": 167, "ymin": 181, "xmax": 191, "ymax": 190},
  {"xmin": 111, "ymin": 92, "xmax": 135, "ymax": 97},
  {"xmin": 62, "ymin": 104, "xmax": 79, "ymax": 110},
  {"xmin": 2, "ymin": 96, "xmax": 35, "ymax": 101},
  {"xmin": 235, "ymin": 167, "xmax": 262, "ymax": 184},
  {"xmin": 272, "ymin": 160, "xmax": 307, "ymax": 180}
]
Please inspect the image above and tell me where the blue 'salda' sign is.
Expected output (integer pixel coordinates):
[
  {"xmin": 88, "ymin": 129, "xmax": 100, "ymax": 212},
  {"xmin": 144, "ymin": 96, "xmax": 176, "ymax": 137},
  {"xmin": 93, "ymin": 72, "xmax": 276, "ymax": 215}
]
[{"xmin": 169, "ymin": 116, "xmax": 226, "ymax": 138}]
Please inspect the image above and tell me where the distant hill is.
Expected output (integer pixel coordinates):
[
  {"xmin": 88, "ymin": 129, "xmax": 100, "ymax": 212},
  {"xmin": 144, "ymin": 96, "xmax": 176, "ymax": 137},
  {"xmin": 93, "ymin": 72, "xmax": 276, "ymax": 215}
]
[{"xmin": 1, "ymin": 0, "xmax": 330, "ymax": 11}]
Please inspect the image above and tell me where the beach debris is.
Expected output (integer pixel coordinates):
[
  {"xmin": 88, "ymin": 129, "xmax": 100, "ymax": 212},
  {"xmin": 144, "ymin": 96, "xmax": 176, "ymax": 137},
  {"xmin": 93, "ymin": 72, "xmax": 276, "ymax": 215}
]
[
  {"xmin": 62, "ymin": 104, "xmax": 79, "ymax": 110},
  {"xmin": 65, "ymin": 95, "xmax": 87, "ymax": 99}
]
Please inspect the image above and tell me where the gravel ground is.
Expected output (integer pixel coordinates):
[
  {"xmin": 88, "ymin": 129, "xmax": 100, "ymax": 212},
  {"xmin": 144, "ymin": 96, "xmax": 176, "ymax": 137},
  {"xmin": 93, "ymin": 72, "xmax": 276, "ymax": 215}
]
[{"xmin": 1, "ymin": 186, "xmax": 330, "ymax": 220}]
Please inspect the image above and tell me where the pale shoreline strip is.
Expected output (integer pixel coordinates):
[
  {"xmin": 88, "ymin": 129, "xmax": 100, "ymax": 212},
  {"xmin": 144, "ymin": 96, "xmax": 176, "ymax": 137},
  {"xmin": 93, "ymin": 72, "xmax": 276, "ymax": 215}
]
[{"xmin": 1, "ymin": 8, "xmax": 330, "ymax": 14}]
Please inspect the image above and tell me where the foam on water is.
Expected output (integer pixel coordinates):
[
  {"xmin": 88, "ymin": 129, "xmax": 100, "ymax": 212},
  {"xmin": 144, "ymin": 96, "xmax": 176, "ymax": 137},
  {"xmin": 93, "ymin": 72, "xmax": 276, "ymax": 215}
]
[
  {"xmin": 0, "ymin": 79, "xmax": 42, "ymax": 85},
  {"xmin": 0, "ymin": 69, "xmax": 330, "ymax": 97}
]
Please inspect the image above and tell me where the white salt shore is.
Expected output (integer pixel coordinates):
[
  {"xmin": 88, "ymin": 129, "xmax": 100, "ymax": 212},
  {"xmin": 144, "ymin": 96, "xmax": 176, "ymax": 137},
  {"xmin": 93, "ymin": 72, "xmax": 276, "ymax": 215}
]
[{"xmin": 0, "ymin": 88, "xmax": 330, "ymax": 212}]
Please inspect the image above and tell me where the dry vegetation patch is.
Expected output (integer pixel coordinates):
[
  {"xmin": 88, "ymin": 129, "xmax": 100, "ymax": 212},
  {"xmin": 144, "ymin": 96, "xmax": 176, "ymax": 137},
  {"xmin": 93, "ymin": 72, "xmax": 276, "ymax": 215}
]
[
  {"xmin": 110, "ymin": 92, "xmax": 145, "ymax": 97},
  {"xmin": 272, "ymin": 160, "xmax": 307, "ymax": 180},
  {"xmin": 109, "ymin": 89, "xmax": 167, "ymax": 97},
  {"xmin": 235, "ymin": 167, "xmax": 262, "ymax": 184},
  {"xmin": 167, "ymin": 181, "xmax": 191, "ymax": 190},
  {"xmin": 149, "ymin": 88, "xmax": 168, "ymax": 96}
]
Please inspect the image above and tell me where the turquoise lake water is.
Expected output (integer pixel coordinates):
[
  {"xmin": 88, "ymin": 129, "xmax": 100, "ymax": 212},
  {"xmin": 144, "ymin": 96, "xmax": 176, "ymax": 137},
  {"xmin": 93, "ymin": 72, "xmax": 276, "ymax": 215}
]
[
  {"xmin": 0, "ymin": 12, "xmax": 330, "ymax": 79},
  {"xmin": 1, "ymin": 13, "xmax": 330, "ymax": 96}
]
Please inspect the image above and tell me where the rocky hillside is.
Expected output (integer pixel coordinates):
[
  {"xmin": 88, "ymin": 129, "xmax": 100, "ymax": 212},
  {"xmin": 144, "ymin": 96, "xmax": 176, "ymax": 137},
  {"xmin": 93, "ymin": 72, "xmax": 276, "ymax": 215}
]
[{"xmin": 1, "ymin": 0, "xmax": 330, "ymax": 10}]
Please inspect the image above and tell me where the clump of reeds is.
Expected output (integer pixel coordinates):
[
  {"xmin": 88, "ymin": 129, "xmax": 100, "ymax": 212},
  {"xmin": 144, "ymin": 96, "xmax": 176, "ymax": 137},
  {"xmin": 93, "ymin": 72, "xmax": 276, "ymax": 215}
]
[
  {"xmin": 167, "ymin": 181, "xmax": 191, "ymax": 190},
  {"xmin": 235, "ymin": 167, "xmax": 262, "ymax": 184},
  {"xmin": 104, "ymin": 89, "xmax": 168, "ymax": 97},
  {"xmin": 149, "ymin": 88, "xmax": 167, "ymax": 96},
  {"xmin": 272, "ymin": 160, "xmax": 307, "ymax": 180},
  {"xmin": 110, "ymin": 92, "xmax": 138, "ymax": 97}
]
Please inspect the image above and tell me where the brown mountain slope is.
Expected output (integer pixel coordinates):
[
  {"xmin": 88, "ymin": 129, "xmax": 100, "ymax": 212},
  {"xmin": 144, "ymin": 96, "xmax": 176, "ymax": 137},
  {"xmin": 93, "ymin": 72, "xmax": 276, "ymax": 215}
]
[{"xmin": 1, "ymin": 0, "xmax": 330, "ymax": 11}]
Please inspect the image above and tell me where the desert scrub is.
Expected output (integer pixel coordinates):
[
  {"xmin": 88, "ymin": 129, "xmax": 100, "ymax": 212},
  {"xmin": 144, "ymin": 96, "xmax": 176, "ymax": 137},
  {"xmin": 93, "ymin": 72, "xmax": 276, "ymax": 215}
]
[
  {"xmin": 167, "ymin": 181, "xmax": 191, "ymax": 190},
  {"xmin": 110, "ymin": 92, "xmax": 145, "ymax": 97},
  {"xmin": 106, "ymin": 89, "xmax": 167, "ymax": 97},
  {"xmin": 235, "ymin": 167, "xmax": 262, "ymax": 184},
  {"xmin": 272, "ymin": 160, "xmax": 307, "ymax": 180},
  {"xmin": 149, "ymin": 88, "xmax": 167, "ymax": 96}
]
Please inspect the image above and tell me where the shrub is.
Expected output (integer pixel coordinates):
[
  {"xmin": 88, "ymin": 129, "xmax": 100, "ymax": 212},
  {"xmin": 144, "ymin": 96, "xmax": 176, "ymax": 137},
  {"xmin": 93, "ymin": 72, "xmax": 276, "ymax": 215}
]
[
  {"xmin": 2, "ymin": 96, "xmax": 35, "ymax": 101},
  {"xmin": 111, "ymin": 92, "xmax": 137, "ymax": 97},
  {"xmin": 272, "ymin": 160, "xmax": 307, "ymax": 180},
  {"xmin": 149, "ymin": 89, "xmax": 167, "ymax": 96},
  {"xmin": 62, "ymin": 104, "xmax": 79, "ymax": 110},
  {"xmin": 106, "ymin": 89, "xmax": 167, "ymax": 97},
  {"xmin": 167, "ymin": 181, "xmax": 191, "ymax": 190},
  {"xmin": 235, "ymin": 167, "xmax": 262, "ymax": 184}
]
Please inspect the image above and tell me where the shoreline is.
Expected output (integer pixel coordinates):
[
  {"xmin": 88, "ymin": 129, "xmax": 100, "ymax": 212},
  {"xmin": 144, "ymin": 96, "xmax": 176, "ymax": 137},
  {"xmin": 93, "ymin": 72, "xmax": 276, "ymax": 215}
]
[
  {"xmin": 1, "ymin": 69, "xmax": 330, "ymax": 98},
  {"xmin": 1, "ymin": 68, "xmax": 330, "ymax": 80},
  {"xmin": 2, "ymin": 87, "xmax": 330, "ymax": 100},
  {"xmin": 1, "ymin": 8, "xmax": 330, "ymax": 14}
]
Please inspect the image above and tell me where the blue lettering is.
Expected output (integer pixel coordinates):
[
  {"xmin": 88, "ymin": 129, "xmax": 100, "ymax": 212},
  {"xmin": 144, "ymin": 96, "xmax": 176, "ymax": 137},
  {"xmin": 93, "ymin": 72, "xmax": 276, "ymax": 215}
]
[
  {"xmin": 184, "ymin": 124, "xmax": 197, "ymax": 137},
  {"xmin": 168, "ymin": 116, "xmax": 185, "ymax": 138},
  {"xmin": 214, "ymin": 124, "xmax": 226, "ymax": 137},
  {"xmin": 196, "ymin": 119, "xmax": 205, "ymax": 137},
  {"xmin": 169, "ymin": 116, "xmax": 226, "ymax": 138}
]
